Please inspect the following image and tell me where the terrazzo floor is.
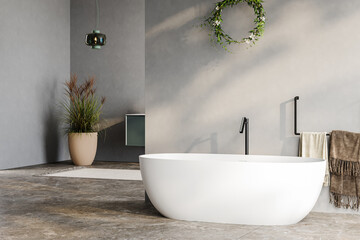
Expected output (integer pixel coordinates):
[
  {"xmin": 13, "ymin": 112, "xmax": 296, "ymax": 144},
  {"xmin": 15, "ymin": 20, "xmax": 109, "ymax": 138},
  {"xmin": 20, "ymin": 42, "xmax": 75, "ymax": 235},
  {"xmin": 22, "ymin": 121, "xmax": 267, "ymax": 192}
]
[{"xmin": 0, "ymin": 161, "xmax": 360, "ymax": 240}]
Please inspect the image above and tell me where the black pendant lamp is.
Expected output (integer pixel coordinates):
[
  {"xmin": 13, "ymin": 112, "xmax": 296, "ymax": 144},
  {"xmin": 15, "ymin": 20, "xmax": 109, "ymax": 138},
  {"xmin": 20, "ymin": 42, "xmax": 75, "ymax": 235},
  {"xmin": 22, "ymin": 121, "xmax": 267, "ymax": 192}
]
[{"xmin": 85, "ymin": 0, "xmax": 106, "ymax": 49}]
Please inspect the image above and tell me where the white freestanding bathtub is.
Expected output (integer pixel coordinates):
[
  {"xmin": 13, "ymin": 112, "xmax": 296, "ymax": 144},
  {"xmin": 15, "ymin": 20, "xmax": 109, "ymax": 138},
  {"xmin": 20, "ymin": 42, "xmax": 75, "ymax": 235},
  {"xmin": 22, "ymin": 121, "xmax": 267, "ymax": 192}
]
[{"xmin": 139, "ymin": 153, "xmax": 325, "ymax": 225}]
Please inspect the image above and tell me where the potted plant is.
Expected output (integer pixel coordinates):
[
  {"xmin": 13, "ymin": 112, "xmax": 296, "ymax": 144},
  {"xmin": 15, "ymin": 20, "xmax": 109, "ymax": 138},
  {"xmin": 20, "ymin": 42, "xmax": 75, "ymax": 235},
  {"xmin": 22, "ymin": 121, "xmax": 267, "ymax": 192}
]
[{"xmin": 62, "ymin": 74, "xmax": 105, "ymax": 166}]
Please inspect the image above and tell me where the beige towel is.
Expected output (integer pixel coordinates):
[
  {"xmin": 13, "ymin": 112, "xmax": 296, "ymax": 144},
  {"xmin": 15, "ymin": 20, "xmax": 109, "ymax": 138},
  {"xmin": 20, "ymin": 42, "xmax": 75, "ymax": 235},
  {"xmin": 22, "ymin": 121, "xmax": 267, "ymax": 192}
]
[{"xmin": 299, "ymin": 132, "xmax": 329, "ymax": 186}]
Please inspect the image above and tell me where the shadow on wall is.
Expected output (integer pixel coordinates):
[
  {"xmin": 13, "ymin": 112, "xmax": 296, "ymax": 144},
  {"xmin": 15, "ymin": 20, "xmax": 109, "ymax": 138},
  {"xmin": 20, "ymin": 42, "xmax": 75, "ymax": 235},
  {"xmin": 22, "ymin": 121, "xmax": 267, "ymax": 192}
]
[
  {"xmin": 279, "ymin": 98, "xmax": 299, "ymax": 156},
  {"xmin": 96, "ymin": 122, "xmax": 144, "ymax": 162},
  {"xmin": 44, "ymin": 107, "xmax": 60, "ymax": 163},
  {"xmin": 42, "ymin": 80, "xmax": 61, "ymax": 163},
  {"xmin": 185, "ymin": 132, "xmax": 218, "ymax": 153}
]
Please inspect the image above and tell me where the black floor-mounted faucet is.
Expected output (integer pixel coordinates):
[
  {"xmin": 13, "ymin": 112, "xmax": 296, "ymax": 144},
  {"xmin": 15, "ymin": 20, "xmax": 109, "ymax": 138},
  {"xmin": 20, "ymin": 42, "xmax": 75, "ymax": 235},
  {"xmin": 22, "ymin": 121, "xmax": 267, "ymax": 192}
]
[{"xmin": 239, "ymin": 117, "xmax": 249, "ymax": 155}]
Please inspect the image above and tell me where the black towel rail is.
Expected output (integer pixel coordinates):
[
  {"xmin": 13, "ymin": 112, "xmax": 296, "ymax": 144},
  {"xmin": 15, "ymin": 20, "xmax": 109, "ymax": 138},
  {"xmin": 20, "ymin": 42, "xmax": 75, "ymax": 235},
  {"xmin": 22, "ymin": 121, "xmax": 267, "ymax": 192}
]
[{"xmin": 294, "ymin": 96, "xmax": 330, "ymax": 136}]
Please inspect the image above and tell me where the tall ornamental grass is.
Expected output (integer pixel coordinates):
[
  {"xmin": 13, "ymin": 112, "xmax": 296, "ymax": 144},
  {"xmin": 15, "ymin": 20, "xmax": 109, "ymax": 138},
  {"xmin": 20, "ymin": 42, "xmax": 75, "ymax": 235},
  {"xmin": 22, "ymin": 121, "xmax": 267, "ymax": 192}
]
[{"xmin": 62, "ymin": 74, "xmax": 105, "ymax": 133}]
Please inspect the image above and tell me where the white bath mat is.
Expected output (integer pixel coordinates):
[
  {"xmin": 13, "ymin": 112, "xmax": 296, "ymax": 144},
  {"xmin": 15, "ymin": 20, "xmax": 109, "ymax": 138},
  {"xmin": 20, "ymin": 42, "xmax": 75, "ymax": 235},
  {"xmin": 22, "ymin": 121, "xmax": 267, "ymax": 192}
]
[{"xmin": 45, "ymin": 168, "xmax": 142, "ymax": 181}]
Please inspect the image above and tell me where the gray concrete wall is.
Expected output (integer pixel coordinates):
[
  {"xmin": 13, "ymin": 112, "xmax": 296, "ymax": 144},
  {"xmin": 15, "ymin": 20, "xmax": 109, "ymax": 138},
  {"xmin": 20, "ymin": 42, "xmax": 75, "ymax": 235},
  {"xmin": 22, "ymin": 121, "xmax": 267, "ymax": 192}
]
[
  {"xmin": 146, "ymin": 0, "xmax": 360, "ymax": 213},
  {"xmin": 0, "ymin": 0, "xmax": 70, "ymax": 169},
  {"xmin": 71, "ymin": 0, "xmax": 145, "ymax": 162}
]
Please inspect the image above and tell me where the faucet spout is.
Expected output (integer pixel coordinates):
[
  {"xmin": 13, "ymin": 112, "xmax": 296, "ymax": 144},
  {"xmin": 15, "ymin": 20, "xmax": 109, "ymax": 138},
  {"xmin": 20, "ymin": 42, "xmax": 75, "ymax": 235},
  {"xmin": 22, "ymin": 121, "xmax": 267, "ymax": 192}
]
[{"xmin": 239, "ymin": 117, "xmax": 249, "ymax": 155}]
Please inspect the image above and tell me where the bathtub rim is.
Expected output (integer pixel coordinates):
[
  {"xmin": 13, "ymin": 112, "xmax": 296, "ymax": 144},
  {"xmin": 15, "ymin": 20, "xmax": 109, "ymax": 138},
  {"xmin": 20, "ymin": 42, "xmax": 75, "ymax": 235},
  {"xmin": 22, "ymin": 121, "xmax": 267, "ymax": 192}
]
[{"xmin": 139, "ymin": 153, "xmax": 325, "ymax": 164}]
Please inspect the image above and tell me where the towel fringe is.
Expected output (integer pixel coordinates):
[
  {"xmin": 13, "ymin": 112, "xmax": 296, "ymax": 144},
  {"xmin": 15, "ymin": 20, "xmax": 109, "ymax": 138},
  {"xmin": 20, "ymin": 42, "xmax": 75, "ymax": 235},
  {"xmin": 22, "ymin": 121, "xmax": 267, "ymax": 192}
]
[
  {"xmin": 330, "ymin": 192, "xmax": 360, "ymax": 210},
  {"xmin": 329, "ymin": 157, "xmax": 360, "ymax": 176}
]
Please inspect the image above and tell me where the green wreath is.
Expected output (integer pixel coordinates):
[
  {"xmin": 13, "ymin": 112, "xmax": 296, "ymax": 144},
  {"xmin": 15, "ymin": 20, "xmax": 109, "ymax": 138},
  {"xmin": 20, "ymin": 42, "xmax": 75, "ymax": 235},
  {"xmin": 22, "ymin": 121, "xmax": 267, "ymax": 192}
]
[{"xmin": 204, "ymin": 0, "xmax": 266, "ymax": 49}]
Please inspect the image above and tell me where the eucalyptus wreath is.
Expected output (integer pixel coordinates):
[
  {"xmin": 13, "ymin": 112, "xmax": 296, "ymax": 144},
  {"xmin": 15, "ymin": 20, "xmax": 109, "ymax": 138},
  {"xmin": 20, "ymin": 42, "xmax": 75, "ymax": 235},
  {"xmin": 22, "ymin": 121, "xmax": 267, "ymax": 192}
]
[{"xmin": 204, "ymin": 0, "xmax": 266, "ymax": 49}]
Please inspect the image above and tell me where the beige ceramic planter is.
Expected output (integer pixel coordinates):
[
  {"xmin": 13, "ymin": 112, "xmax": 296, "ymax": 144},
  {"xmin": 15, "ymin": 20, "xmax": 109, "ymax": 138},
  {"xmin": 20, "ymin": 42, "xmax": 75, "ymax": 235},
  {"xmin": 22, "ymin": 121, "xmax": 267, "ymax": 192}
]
[{"xmin": 68, "ymin": 132, "xmax": 98, "ymax": 166}]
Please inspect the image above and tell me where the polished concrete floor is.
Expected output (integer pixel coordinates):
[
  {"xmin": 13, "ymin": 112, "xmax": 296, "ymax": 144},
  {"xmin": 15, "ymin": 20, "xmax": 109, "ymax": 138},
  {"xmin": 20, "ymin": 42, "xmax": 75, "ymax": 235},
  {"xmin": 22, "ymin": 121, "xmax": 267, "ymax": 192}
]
[{"xmin": 1, "ymin": 162, "xmax": 360, "ymax": 240}]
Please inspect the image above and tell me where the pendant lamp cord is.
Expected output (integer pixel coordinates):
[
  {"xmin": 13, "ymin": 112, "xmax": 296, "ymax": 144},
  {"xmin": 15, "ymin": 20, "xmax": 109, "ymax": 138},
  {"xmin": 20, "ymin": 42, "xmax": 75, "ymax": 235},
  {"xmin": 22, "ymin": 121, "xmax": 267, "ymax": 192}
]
[{"xmin": 95, "ymin": 0, "xmax": 100, "ymax": 30}]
